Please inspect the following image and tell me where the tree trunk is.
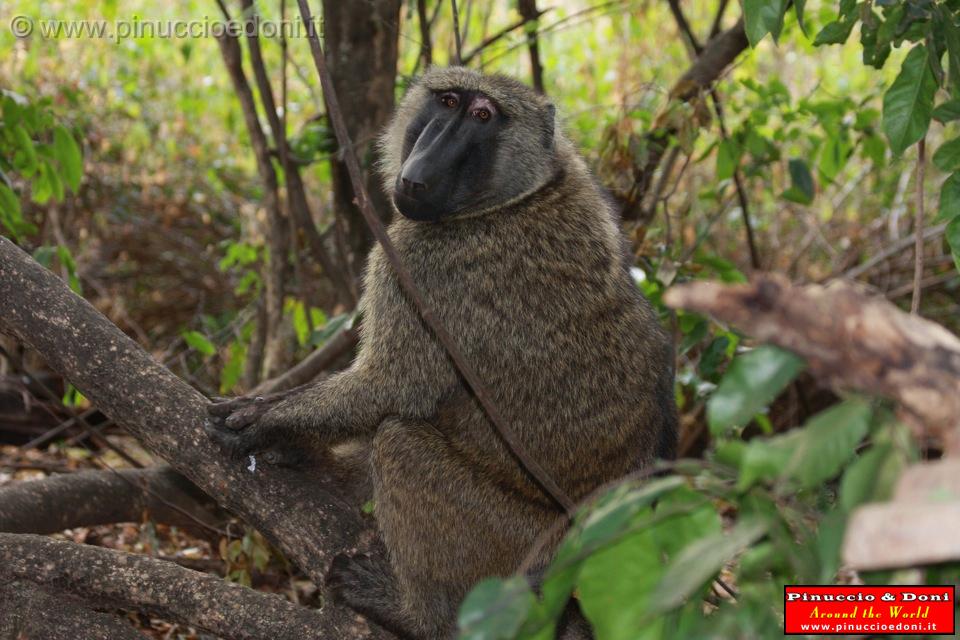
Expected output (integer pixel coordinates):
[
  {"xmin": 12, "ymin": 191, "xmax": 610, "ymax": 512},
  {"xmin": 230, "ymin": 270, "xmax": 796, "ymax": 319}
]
[{"xmin": 322, "ymin": 0, "xmax": 402, "ymax": 276}]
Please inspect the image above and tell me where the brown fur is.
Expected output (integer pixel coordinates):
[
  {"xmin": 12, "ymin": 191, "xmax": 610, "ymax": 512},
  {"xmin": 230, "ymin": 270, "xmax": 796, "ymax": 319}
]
[{"xmin": 212, "ymin": 67, "xmax": 677, "ymax": 639}]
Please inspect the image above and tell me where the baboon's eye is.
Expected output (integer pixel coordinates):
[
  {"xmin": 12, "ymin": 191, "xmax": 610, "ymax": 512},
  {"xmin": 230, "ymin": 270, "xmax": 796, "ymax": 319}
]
[
  {"xmin": 439, "ymin": 93, "xmax": 459, "ymax": 109},
  {"xmin": 467, "ymin": 96, "xmax": 497, "ymax": 122}
]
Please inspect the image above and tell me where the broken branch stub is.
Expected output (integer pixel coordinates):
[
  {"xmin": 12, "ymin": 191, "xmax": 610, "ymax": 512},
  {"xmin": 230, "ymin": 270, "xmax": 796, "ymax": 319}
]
[{"xmin": 663, "ymin": 274, "xmax": 960, "ymax": 452}]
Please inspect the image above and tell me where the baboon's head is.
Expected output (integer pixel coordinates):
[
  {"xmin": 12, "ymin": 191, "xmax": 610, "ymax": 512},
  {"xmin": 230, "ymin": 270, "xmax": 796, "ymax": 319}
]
[{"xmin": 379, "ymin": 67, "xmax": 559, "ymax": 222}]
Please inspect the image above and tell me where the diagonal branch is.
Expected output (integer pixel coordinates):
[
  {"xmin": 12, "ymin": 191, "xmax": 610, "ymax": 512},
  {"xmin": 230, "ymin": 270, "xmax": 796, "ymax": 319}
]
[
  {"xmin": 460, "ymin": 7, "xmax": 551, "ymax": 65},
  {"xmin": 0, "ymin": 236, "xmax": 389, "ymax": 638},
  {"xmin": 664, "ymin": 0, "xmax": 760, "ymax": 268},
  {"xmin": 295, "ymin": 0, "xmax": 575, "ymax": 515}
]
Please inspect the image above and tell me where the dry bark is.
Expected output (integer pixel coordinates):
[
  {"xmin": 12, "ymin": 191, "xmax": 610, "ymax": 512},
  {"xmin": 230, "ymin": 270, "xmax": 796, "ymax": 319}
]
[
  {"xmin": 0, "ymin": 236, "xmax": 390, "ymax": 638},
  {"xmin": 0, "ymin": 581, "xmax": 145, "ymax": 640},
  {"xmin": 0, "ymin": 534, "xmax": 334, "ymax": 640},
  {"xmin": 663, "ymin": 273, "xmax": 960, "ymax": 452},
  {"xmin": 0, "ymin": 466, "xmax": 223, "ymax": 536}
]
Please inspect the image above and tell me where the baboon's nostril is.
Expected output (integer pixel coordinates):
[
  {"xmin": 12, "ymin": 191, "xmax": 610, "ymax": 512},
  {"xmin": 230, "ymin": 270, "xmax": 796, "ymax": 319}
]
[{"xmin": 401, "ymin": 177, "xmax": 427, "ymax": 193}]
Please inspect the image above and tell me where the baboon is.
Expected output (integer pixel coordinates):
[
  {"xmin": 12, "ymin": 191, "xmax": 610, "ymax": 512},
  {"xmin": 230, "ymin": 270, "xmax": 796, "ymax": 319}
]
[{"xmin": 208, "ymin": 67, "xmax": 677, "ymax": 639}]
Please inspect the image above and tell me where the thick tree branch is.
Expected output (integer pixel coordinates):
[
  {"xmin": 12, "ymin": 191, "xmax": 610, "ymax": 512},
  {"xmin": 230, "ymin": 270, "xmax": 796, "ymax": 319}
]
[
  {"xmin": 0, "ymin": 466, "xmax": 223, "ymax": 535},
  {"xmin": 0, "ymin": 533, "xmax": 335, "ymax": 640},
  {"xmin": 0, "ymin": 236, "xmax": 388, "ymax": 638},
  {"xmin": 0, "ymin": 581, "xmax": 144, "ymax": 640},
  {"xmin": 664, "ymin": 274, "xmax": 960, "ymax": 453}
]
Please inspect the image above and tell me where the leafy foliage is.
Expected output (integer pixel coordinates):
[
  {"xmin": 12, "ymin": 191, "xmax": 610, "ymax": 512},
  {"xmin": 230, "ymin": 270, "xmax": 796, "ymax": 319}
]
[{"xmin": 0, "ymin": 91, "xmax": 83, "ymax": 239}]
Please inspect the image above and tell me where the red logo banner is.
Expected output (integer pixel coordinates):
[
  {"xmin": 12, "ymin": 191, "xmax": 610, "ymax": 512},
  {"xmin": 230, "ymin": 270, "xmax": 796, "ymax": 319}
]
[{"xmin": 784, "ymin": 585, "xmax": 956, "ymax": 635}]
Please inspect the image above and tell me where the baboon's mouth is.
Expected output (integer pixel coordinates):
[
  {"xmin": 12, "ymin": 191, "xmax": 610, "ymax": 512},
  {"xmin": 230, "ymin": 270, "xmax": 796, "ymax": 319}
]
[{"xmin": 392, "ymin": 190, "xmax": 446, "ymax": 223}]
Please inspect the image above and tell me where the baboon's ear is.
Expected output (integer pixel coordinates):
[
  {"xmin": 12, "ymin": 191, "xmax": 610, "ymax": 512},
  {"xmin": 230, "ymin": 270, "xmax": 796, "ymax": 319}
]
[{"xmin": 542, "ymin": 103, "xmax": 556, "ymax": 148}]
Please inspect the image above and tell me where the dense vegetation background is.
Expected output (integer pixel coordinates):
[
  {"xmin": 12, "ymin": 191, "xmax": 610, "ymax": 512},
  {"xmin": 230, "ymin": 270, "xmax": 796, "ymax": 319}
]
[{"xmin": 0, "ymin": 0, "xmax": 959, "ymax": 638}]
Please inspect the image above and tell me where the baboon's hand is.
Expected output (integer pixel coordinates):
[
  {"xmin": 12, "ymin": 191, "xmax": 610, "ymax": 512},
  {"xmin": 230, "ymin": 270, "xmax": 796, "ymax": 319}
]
[{"xmin": 204, "ymin": 395, "xmax": 296, "ymax": 462}]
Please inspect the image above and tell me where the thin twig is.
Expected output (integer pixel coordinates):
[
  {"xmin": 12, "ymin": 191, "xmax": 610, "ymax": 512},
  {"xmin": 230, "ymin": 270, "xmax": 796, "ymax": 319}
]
[
  {"xmin": 666, "ymin": 0, "xmax": 760, "ymax": 269},
  {"xmin": 911, "ymin": 138, "xmax": 926, "ymax": 314},
  {"xmin": 451, "ymin": 0, "xmax": 463, "ymax": 64},
  {"xmin": 518, "ymin": 0, "xmax": 545, "ymax": 92},
  {"xmin": 840, "ymin": 222, "xmax": 947, "ymax": 280},
  {"xmin": 709, "ymin": 0, "xmax": 730, "ymax": 40},
  {"xmin": 460, "ymin": 8, "xmax": 552, "ymax": 65},
  {"xmin": 295, "ymin": 0, "xmax": 574, "ymax": 515}
]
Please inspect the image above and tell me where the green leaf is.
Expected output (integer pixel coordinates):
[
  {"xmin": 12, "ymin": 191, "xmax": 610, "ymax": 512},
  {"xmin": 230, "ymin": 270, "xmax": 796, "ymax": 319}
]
[
  {"xmin": 707, "ymin": 346, "xmax": 805, "ymax": 435},
  {"xmin": 32, "ymin": 245, "xmax": 56, "ymax": 267},
  {"xmin": 518, "ymin": 475, "xmax": 688, "ymax": 639},
  {"xmin": 782, "ymin": 158, "xmax": 815, "ymax": 204},
  {"xmin": 0, "ymin": 183, "xmax": 25, "ymax": 239},
  {"xmin": 939, "ymin": 172, "xmax": 960, "ymax": 222},
  {"xmin": 737, "ymin": 400, "xmax": 872, "ymax": 491},
  {"xmin": 813, "ymin": 20, "xmax": 856, "ymax": 46},
  {"xmin": 182, "ymin": 330, "xmax": 216, "ymax": 356},
  {"xmin": 44, "ymin": 160, "xmax": 64, "ymax": 202},
  {"xmin": 794, "ymin": 0, "xmax": 807, "ymax": 36},
  {"xmin": 56, "ymin": 245, "xmax": 81, "ymax": 294},
  {"xmin": 716, "ymin": 138, "xmax": 739, "ymax": 181},
  {"xmin": 933, "ymin": 137, "xmax": 960, "ymax": 173},
  {"xmin": 457, "ymin": 576, "xmax": 535, "ymax": 640},
  {"xmin": 576, "ymin": 476, "xmax": 686, "ymax": 551},
  {"xmin": 310, "ymin": 312, "xmax": 354, "ymax": 346},
  {"xmin": 860, "ymin": 18, "xmax": 892, "ymax": 69},
  {"xmin": 778, "ymin": 399, "xmax": 872, "ymax": 489},
  {"xmin": 882, "ymin": 44, "xmax": 937, "ymax": 156},
  {"xmin": 815, "ymin": 508, "xmax": 847, "ymax": 583},
  {"xmin": 648, "ymin": 518, "xmax": 768, "ymax": 614},
  {"xmin": 839, "ymin": 443, "xmax": 904, "ymax": 511},
  {"xmin": 577, "ymin": 487, "xmax": 719, "ymax": 639},
  {"xmin": 13, "ymin": 126, "xmax": 38, "ymax": 176},
  {"xmin": 743, "ymin": 0, "xmax": 787, "ymax": 47},
  {"xmin": 219, "ymin": 340, "xmax": 246, "ymax": 394},
  {"xmin": 818, "ymin": 134, "xmax": 850, "ymax": 182},
  {"xmin": 52, "ymin": 125, "xmax": 83, "ymax": 192},
  {"xmin": 578, "ymin": 524, "xmax": 664, "ymax": 639},
  {"xmin": 933, "ymin": 99, "xmax": 960, "ymax": 123},
  {"xmin": 288, "ymin": 299, "xmax": 310, "ymax": 346}
]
